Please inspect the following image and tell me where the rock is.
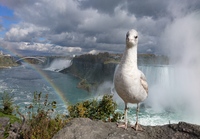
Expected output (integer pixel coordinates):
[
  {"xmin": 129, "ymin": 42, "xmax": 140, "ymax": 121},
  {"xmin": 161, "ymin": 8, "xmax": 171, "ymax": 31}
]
[
  {"xmin": 10, "ymin": 121, "xmax": 21, "ymax": 133},
  {"xmin": 0, "ymin": 117, "xmax": 24, "ymax": 139},
  {"xmin": 0, "ymin": 117, "xmax": 10, "ymax": 138},
  {"xmin": 52, "ymin": 118, "xmax": 200, "ymax": 139}
]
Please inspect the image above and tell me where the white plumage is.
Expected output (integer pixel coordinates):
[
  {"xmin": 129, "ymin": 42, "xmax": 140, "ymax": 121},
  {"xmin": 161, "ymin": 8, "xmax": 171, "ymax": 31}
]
[{"xmin": 114, "ymin": 29, "xmax": 148, "ymax": 130}]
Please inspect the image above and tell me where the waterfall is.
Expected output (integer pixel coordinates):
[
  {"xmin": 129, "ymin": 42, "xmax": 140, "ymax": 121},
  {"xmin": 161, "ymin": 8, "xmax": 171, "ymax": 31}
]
[
  {"xmin": 139, "ymin": 65, "xmax": 173, "ymax": 87},
  {"xmin": 44, "ymin": 59, "xmax": 72, "ymax": 72},
  {"xmin": 138, "ymin": 64, "xmax": 200, "ymax": 123},
  {"xmin": 139, "ymin": 65, "xmax": 175, "ymax": 109},
  {"xmin": 112, "ymin": 63, "xmax": 200, "ymax": 124}
]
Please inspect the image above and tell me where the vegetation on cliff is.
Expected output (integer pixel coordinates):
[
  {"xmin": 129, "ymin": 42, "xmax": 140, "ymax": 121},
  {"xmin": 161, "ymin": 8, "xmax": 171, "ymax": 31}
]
[
  {"xmin": 0, "ymin": 92, "xmax": 68, "ymax": 139},
  {"xmin": 0, "ymin": 91, "xmax": 122, "ymax": 138},
  {"xmin": 1, "ymin": 91, "xmax": 200, "ymax": 139},
  {"xmin": 0, "ymin": 92, "xmax": 21, "ymax": 124},
  {"xmin": 68, "ymin": 95, "xmax": 122, "ymax": 122},
  {"xmin": 77, "ymin": 79, "xmax": 92, "ymax": 92},
  {"xmin": 20, "ymin": 92, "xmax": 68, "ymax": 139},
  {"xmin": 0, "ymin": 56, "xmax": 19, "ymax": 68},
  {"xmin": 0, "ymin": 92, "xmax": 15, "ymax": 115}
]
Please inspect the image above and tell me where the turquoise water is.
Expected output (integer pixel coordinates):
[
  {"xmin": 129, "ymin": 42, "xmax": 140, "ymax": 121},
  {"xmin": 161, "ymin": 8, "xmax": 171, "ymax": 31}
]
[
  {"xmin": 0, "ymin": 61, "xmax": 200, "ymax": 126},
  {"xmin": 0, "ymin": 63, "xmax": 91, "ymax": 114}
]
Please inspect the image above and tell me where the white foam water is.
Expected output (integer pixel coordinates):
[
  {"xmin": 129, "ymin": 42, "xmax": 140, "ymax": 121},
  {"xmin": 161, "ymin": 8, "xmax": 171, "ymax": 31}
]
[
  {"xmin": 108, "ymin": 64, "xmax": 200, "ymax": 126},
  {"xmin": 44, "ymin": 59, "xmax": 72, "ymax": 72}
]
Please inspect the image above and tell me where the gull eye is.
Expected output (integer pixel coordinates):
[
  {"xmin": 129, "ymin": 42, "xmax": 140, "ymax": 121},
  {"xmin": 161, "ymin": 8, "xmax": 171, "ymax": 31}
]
[{"xmin": 135, "ymin": 36, "xmax": 138, "ymax": 39}]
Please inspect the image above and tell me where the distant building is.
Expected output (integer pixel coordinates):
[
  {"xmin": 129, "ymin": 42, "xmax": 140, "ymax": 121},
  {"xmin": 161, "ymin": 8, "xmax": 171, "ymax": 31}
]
[{"xmin": 0, "ymin": 51, "xmax": 11, "ymax": 56}]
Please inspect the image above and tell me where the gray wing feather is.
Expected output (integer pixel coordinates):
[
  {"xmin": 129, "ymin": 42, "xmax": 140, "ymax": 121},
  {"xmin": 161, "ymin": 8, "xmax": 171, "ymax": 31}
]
[{"xmin": 140, "ymin": 70, "xmax": 148, "ymax": 94}]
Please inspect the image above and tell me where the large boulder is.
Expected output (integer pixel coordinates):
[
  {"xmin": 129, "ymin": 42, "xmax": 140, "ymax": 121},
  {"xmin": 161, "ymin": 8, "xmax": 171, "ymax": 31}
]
[{"xmin": 52, "ymin": 118, "xmax": 200, "ymax": 139}]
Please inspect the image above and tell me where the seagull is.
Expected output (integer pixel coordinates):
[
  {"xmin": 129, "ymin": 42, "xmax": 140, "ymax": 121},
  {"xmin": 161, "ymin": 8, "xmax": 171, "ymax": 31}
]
[{"xmin": 114, "ymin": 29, "xmax": 148, "ymax": 131}]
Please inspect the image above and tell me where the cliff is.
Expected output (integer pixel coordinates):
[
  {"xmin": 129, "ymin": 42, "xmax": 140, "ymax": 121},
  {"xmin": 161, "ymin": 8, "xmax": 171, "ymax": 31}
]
[
  {"xmin": 60, "ymin": 53, "xmax": 168, "ymax": 91},
  {"xmin": 0, "ymin": 56, "xmax": 19, "ymax": 68},
  {"xmin": 53, "ymin": 118, "xmax": 200, "ymax": 139}
]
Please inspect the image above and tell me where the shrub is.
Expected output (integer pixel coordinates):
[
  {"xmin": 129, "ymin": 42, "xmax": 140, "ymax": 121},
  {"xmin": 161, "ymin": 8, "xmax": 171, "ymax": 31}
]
[
  {"xmin": 68, "ymin": 95, "xmax": 122, "ymax": 122},
  {"xmin": 22, "ymin": 92, "xmax": 68, "ymax": 139},
  {"xmin": 0, "ymin": 91, "xmax": 14, "ymax": 115}
]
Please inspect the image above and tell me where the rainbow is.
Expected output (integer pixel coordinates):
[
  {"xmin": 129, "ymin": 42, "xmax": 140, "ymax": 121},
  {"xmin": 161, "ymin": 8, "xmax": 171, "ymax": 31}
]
[
  {"xmin": 32, "ymin": 65, "xmax": 69, "ymax": 107},
  {"xmin": 0, "ymin": 45, "xmax": 69, "ymax": 108}
]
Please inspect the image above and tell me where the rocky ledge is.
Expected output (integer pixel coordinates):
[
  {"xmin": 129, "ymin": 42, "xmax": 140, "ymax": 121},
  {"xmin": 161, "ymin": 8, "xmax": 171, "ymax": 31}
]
[{"xmin": 53, "ymin": 118, "xmax": 200, "ymax": 139}]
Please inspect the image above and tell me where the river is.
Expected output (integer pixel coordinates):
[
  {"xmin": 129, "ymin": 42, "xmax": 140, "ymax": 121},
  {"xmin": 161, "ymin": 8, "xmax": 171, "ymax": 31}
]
[{"xmin": 0, "ymin": 58, "xmax": 200, "ymax": 126}]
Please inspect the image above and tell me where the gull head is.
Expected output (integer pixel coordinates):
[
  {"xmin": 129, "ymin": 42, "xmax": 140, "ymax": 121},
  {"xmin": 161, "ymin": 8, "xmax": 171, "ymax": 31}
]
[{"xmin": 126, "ymin": 29, "xmax": 138, "ymax": 48}]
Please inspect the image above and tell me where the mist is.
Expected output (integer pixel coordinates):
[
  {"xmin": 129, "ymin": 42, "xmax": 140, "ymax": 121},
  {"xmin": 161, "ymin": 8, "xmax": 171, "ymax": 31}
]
[
  {"xmin": 44, "ymin": 59, "xmax": 72, "ymax": 72},
  {"xmin": 147, "ymin": 11, "xmax": 200, "ymax": 123},
  {"xmin": 91, "ymin": 11, "xmax": 200, "ymax": 124}
]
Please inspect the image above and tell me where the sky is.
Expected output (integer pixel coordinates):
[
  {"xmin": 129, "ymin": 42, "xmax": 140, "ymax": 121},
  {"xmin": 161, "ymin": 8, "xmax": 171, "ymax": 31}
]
[{"xmin": 0, "ymin": 0, "xmax": 200, "ymax": 56}]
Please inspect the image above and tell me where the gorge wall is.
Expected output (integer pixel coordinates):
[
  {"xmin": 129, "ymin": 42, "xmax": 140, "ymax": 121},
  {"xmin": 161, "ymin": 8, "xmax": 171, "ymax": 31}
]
[{"xmin": 60, "ymin": 52, "xmax": 169, "ymax": 90}]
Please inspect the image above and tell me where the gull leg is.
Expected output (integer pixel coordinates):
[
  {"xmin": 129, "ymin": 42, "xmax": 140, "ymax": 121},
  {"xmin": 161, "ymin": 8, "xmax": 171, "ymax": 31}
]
[
  {"xmin": 132, "ymin": 103, "xmax": 143, "ymax": 131},
  {"xmin": 117, "ymin": 103, "xmax": 128, "ymax": 129}
]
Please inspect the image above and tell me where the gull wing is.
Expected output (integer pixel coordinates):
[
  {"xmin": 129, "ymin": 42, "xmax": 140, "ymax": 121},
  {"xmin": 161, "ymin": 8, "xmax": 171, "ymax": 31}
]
[{"xmin": 140, "ymin": 70, "xmax": 148, "ymax": 94}]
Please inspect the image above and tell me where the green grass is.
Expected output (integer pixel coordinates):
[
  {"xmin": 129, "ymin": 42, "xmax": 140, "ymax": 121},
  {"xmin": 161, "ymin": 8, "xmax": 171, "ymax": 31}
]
[
  {"xmin": 104, "ymin": 60, "xmax": 120, "ymax": 64},
  {"xmin": 0, "ymin": 112, "xmax": 21, "ymax": 124}
]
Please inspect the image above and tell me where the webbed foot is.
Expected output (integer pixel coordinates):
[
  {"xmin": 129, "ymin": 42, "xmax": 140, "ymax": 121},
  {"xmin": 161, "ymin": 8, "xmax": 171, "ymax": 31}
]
[
  {"xmin": 131, "ymin": 122, "xmax": 144, "ymax": 131},
  {"xmin": 117, "ymin": 123, "xmax": 128, "ymax": 129}
]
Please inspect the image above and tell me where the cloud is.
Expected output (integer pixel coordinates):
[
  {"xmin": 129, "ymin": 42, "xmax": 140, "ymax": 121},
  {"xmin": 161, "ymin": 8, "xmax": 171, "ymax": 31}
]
[
  {"xmin": 0, "ymin": 0, "xmax": 200, "ymax": 55},
  {"xmin": 4, "ymin": 22, "xmax": 49, "ymax": 42},
  {"xmin": 76, "ymin": 0, "xmax": 122, "ymax": 15},
  {"xmin": 0, "ymin": 39, "xmax": 82, "ymax": 56}
]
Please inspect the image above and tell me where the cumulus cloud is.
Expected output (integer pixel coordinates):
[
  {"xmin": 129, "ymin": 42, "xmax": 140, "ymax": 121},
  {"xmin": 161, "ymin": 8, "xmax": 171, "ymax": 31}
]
[
  {"xmin": 0, "ymin": 40, "xmax": 82, "ymax": 56},
  {"xmin": 5, "ymin": 22, "xmax": 49, "ymax": 42},
  {"xmin": 0, "ymin": 0, "xmax": 200, "ymax": 55}
]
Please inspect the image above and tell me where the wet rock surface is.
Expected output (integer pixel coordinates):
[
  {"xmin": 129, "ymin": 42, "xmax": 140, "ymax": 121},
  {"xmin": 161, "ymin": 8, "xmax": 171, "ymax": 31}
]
[{"xmin": 53, "ymin": 118, "xmax": 200, "ymax": 139}]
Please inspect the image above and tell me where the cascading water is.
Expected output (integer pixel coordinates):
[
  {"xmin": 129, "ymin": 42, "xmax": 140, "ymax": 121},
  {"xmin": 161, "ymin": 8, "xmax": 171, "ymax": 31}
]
[
  {"xmin": 157, "ymin": 11, "xmax": 200, "ymax": 124},
  {"xmin": 139, "ymin": 65, "xmax": 176, "ymax": 110},
  {"xmin": 110, "ymin": 63, "xmax": 200, "ymax": 125},
  {"xmin": 44, "ymin": 59, "xmax": 72, "ymax": 72}
]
